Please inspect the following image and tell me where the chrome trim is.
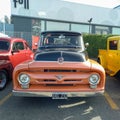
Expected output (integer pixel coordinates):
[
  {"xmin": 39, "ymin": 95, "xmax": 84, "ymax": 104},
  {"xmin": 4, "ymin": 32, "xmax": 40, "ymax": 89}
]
[{"xmin": 12, "ymin": 90, "xmax": 104, "ymax": 97}]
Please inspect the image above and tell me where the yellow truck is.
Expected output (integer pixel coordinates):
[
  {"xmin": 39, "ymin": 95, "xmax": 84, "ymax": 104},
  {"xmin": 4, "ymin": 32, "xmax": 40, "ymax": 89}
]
[{"xmin": 97, "ymin": 36, "xmax": 120, "ymax": 77}]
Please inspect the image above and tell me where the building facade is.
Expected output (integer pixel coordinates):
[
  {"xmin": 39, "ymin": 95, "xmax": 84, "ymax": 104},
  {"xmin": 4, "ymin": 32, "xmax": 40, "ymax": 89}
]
[
  {"xmin": 1, "ymin": 0, "xmax": 120, "ymax": 46},
  {"xmin": 10, "ymin": 0, "xmax": 120, "ymax": 35}
]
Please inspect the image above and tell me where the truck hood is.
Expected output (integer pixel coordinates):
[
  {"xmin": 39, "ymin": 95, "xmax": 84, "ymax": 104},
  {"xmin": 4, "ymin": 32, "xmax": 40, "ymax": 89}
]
[
  {"xmin": 34, "ymin": 51, "xmax": 88, "ymax": 62},
  {"xmin": 27, "ymin": 51, "xmax": 91, "ymax": 71},
  {"xmin": 0, "ymin": 60, "xmax": 9, "ymax": 65},
  {"xmin": 28, "ymin": 60, "xmax": 92, "ymax": 72}
]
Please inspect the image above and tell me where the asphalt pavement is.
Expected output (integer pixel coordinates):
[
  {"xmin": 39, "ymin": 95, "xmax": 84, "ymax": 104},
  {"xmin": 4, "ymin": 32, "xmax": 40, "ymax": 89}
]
[{"xmin": 0, "ymin": 75, "xmax": 120, "ymax": 120}]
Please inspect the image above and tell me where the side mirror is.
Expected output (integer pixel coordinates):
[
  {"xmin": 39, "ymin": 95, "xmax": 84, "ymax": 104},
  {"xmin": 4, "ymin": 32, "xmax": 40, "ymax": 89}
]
[
  {"xmin": 11, "ymin": 49, "xmax": 19, "ymax": 55},
  {"xmin": 85, "ymin": 43, "xmax": 89, "ymax": 48},
  {"xmin": 34, "ymin": 43, "xmax": 38, "ymax": 46}
]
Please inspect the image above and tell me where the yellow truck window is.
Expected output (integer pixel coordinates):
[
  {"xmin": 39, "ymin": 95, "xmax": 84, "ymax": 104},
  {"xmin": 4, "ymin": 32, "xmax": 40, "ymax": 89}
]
[{"xmin": 109, "ymin": 40, "xmax": 117, "ymax": 50}]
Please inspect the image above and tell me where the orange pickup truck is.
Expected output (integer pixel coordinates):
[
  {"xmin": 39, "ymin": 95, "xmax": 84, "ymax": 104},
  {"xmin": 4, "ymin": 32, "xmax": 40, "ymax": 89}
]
[
  {"xmin": 12, "ymin": 31, "xmax": 105, "ymax": 99},
  {"xmin": 97, "ymin": 36, "xmax": 120, "ymax": 77}
]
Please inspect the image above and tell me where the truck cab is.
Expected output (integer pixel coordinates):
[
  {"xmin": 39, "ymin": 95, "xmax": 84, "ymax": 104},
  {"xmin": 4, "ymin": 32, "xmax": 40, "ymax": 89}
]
[{"xmin": 97, "ymin": 36, "xmax": 120, "ymax": 76}]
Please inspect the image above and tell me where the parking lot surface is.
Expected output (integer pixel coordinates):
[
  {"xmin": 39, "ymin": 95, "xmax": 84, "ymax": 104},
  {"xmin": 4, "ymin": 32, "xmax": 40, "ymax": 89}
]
[{"xmin": 0, "ymin": 75, "xmax": 120, "ymax": 120}]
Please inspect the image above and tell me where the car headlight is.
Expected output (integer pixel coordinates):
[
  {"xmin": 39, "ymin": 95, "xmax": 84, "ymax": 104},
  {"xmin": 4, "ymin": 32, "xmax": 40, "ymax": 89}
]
[
  {"xmin": 89, "ymin": 74, "xmax": 100, "ymax": 88},
  {"xmin": 18, "ymin": 74, "xmax": 30, "ymax": 89}
]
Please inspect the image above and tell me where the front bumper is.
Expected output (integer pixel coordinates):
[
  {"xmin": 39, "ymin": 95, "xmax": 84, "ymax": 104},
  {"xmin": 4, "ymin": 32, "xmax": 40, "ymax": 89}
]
[{"xmin": 12, "ymin": 90, "xmax": 104, "ymax": 98}]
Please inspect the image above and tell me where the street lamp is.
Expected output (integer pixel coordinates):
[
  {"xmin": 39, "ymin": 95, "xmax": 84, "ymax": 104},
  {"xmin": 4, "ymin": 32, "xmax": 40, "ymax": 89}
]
[{"xmin": 88, "ymin": 18, "xmax": 92, "ymax": 34}]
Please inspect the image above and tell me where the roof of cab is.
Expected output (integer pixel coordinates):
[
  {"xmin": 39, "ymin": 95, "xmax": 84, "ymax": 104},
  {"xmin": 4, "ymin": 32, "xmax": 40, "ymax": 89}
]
[
  {"xmin": 0, "ymin": 37, "xmax": 26, "ymax": 42},
  {"xmin": 41, "ymin": 31, "xmax": 82, "ymax": 35},
  {"xmin": 108, "ymin": 36, "xmax": 120, "ymax": 41}
]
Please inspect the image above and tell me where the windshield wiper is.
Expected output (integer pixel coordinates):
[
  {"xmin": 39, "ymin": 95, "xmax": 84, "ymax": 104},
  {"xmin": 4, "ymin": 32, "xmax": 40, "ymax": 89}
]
[
  {"xmin": 66, "ymin": 45, "xmax": 81, "ymax": 48},
  {"xmin": 39, "ymin": 45, "xmax": 81, "ymax": 49}
]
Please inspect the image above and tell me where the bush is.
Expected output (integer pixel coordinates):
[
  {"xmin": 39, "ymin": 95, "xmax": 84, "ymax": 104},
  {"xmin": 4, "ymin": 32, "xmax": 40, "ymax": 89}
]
[{"xmin": 83, "ymin": 34, "xmax": 113, "ymax": 58}]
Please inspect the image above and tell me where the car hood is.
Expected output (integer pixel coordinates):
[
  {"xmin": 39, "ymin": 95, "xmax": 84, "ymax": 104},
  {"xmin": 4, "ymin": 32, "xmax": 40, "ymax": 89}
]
[
  {"xmin": 28, "ymin": 60, "xmax": 92, "ymax": 72},
  {"xmin": 0, "ymin": 60, "xmax": 10, "ymax": 69},
  {"xmin": 34, "ymin": 51, "xmax": 88, "ymax": 62},
  {"xmin": 0, "ymin": 60, "xmax": 8, "ymax": 65},
  {"xmin": 14, "ymin": 50, "xmax": 104, "ymax": 73},
  {"xmin": 28, "ymin": 51, "xmax": 100, "ymax": 72},
  {"xmin": 26, "ymin": 59, "xmax": 104, "ymax": 74},
  {"xmin": 0, "ymin": 52, "xmax": 9, "ymax": 60}
]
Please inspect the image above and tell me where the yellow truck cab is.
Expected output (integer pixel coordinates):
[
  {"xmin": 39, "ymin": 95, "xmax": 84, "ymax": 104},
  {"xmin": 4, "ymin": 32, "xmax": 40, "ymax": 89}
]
[{"xmin": 97, "ymin": 36, "xmax": 120, "ymax": 76}]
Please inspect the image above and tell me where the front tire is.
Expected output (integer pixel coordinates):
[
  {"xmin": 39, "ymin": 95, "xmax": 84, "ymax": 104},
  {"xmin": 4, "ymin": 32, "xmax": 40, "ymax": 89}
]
[{"xmin": 0, "ymin": 70, "xmax": 8, "ymax": 90}]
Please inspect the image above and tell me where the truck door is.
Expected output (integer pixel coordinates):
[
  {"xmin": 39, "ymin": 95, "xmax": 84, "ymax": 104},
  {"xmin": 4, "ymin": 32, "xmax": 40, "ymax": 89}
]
[
  {"xmin": 11, "ymin": 41, "xmax": 27, "ymax": 67},
  {"xmin": 107, "ymin": 40, "xmax": 118, "ymax": 74},
  {"xmin": 24, "ymin": 41, "xmax": 33, "ymax": 60},
  {"xmin": 116, "ymin": 40, "xmax": 120, "ymax": 71}
]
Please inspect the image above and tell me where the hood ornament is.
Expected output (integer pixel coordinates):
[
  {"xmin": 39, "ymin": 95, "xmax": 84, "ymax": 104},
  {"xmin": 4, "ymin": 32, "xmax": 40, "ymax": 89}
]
[
  {"xmin": 58, "ymin": 57, "xmax": 64, "ymax": 64},
  {"xmin": 55, "ymin": 75, "xmax": 64, "ymax": 80},
  {"xmin": 58, "ymin": 51, "xmax": 64, "ymax": 64}
]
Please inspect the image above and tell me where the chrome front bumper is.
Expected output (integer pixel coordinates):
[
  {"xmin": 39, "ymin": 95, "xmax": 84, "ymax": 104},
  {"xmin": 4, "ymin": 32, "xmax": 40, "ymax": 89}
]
[{"xmin": 12, "ymin": 90, "xmax": 104, "ymax": 98}]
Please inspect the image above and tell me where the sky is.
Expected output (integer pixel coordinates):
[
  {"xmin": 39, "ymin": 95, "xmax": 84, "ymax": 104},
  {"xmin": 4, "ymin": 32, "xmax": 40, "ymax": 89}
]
[
  {"xmin": 0, "ymin": 0, "xmax": 11, "ymax": 21},
  {"xmin": 63, "ymin": 0, "xmax": 120, "ymax": 8}
]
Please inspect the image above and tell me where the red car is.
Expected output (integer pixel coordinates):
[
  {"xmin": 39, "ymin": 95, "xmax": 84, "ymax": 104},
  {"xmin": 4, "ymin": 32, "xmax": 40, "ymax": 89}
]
[
  {"xmin": 0, "ymin": 60, "xmax": 13, "ymax": 89},
  {"xmin": 0, "ymin": 37, "xmax": 33, "ymax": 89}
]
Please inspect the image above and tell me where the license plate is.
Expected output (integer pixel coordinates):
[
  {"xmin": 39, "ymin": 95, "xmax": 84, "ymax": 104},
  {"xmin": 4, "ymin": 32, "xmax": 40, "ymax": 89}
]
[{"xmin": 52, "ymin": 92, "xmax": 67, "ymax": 99}]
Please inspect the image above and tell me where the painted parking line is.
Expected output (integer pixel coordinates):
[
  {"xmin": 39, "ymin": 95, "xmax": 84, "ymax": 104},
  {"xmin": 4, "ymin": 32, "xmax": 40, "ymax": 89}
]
[
  {"xmin": 104, "ymin": 92, "xmax": 119, "ymax": 110},
  {"xmin": 0, "ymin": 92, "xmax": 12, "ymax": 106}
]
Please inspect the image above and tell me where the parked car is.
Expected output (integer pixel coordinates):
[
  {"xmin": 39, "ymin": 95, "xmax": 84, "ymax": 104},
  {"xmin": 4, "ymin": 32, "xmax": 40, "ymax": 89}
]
[
  {"xmin": 0, "ymin": 37, "xmax": 33, "ymax": 89},
  {"xmin": 0, "ymin": 60, "xmax": 13, "ymax": 89},
  {"xmin": 13, "ymin": 31, "xmax": 105, "ymax": 98},
  {"xmin": 97, "ymin": 36, "xmax": 120, "ymax": 77}
]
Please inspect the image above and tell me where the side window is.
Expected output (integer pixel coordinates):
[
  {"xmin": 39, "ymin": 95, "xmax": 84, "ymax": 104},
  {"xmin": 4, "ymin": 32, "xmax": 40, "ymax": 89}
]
[
  {"xmin": 109, "ymin": 40, "xmax": 117, "ymax": 50},
  {"xmin": 12, "ymin": 42, "xmax": 24, "ymax": 50}
]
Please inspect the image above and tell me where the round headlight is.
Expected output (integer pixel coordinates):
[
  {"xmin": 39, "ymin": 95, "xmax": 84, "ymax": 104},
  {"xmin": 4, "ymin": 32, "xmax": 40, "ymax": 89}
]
[
  {"xmin": 89, "ymin": 74, "xmax": 100, "ymax": 85},
  {"xmin": 18, "ymin": 74, "xmax": 30, "ymax": 85}
]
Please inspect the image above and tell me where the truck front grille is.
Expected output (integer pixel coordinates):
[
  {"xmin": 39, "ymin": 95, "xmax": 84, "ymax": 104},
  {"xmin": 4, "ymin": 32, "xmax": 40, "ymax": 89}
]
[{"xmin": 44, "ymin": 69, "xmax": 76, "ymax": 72}]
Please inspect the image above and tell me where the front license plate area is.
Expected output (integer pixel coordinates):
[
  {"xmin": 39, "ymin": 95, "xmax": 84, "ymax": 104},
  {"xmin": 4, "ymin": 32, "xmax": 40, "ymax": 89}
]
[{"xmin": 52, "ymin": 92, "xmax": 67, "ymax": 99}]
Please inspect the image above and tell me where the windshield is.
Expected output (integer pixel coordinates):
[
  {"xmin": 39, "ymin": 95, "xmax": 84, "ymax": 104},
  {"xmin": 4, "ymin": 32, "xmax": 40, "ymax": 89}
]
[
  {"xmin": 40, "ymin": 32, "xmax": 85, "ymax": 50},
  {"xmin": 0, "ymin": 40, "xmax": 10, "ymax": 51}
]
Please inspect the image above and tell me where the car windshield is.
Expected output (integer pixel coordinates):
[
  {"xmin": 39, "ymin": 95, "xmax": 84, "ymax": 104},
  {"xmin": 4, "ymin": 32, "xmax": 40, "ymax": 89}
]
[
  {"xmin": 40, "ymin": 32, "xmax": 85, "ymax": 50},
  {"xmin": 0, "ymin": 40, "xmax": 10, "ymax": 50}
]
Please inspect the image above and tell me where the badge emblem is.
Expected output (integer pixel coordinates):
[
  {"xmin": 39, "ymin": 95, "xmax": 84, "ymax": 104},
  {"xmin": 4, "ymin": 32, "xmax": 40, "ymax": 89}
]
[
  {"xmin": 58, "ymin": 57, "xmax": 64, "ymax": 64},
  {"xmin": 55, "ymin": 75, "xmax": 64, "ymax": 80}
]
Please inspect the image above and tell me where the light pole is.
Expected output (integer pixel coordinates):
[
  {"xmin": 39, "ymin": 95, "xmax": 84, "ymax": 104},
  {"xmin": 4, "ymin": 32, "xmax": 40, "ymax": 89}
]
[{"xmin": 88, "ymin": 18, "xmax": 92, "ymax": 34}]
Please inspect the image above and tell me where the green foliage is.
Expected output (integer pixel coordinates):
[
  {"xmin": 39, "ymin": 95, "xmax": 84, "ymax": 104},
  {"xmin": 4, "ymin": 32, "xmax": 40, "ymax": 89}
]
[{"xmin": 83, "ymin": 34, "xmax": 113, "ymax": 58}]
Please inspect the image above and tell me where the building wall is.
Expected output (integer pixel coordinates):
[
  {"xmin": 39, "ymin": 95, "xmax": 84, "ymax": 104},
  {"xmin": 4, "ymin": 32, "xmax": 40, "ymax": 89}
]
[
  {"xmin": 10, "ymin": 0, "xmax": 120, "ymax": 47},
  {"xmin": 11, "ymin": 0, "xmax": 120, "ymax": 26}
]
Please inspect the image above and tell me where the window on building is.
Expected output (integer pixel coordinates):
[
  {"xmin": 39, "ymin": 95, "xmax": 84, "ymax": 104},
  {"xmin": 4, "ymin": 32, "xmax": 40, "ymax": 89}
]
[
  {"xmin": 71, "ymin": 24, "xmax": 89, "ymax": 33},
  {"xmin": 46, "ymin": 21, "xmax": 69, "ymax": 31},
  {"xmin": 32, "ymin": 19, "xmax": 41, "ymax": 36},
  {"xmin": 41, "ymin": 20, "xmax": 45, "ymax": 32},
  {"xmin": 95, "ymin": 26, "xmax": 110, "ymax": 35},
  {"xmin": 112, "ymin": 28, "xmax": 120, "ymax": 35}
]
